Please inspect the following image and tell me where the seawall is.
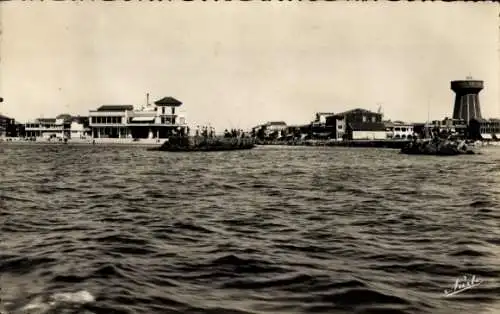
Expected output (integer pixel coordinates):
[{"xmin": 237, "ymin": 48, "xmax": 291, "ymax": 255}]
[
  {"xmin": 0, "ymin": 137, "xmax": 166, "ymax": 147},
  {"xmin": 257, "ymin": 139, "xmax": 413, "ymax": 149}
]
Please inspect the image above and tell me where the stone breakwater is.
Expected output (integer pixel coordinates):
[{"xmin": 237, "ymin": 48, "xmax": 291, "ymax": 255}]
[
  {"xmin": 401, "ymin": 138, "xmax": 479, "ymax": 155},
  {"xmin": 257, "ymin": 139, "xmax": 412, "ymax": 149},
  {"xmin": 153, "ymin": 136, "xmax": 256, "ymax": 152}
]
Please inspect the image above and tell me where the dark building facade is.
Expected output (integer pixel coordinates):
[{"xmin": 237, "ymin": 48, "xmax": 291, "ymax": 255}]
[
  {"xmin": 326, "ymin": 108, "xmax": 385, "ymax": 140},
  {"xmin": 0, "ymin": 114, "xmax": 18, "ymax": 137},
  {"xmin": 451, "ymin": 78, "xmax": 483, "ymax": 122},
  {"xmin": 11, "ymin": 122, "xmax": 25, "ymax": 138},
  {"xmin": 334, "ymin": 108, "xmax": 383, "ymax": 124},
  {"xmin": 412, "ymin": 123, "xmax": 428, "ymax": 138},
  {"xmin": 468, "ymin": 118, "xmax": 500, "ymax": 140}
]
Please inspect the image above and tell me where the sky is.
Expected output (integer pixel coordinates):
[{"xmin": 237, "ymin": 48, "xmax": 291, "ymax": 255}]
[{"xmin": 0, "ymin": 2, "xmax": 499, "ymax": 131}]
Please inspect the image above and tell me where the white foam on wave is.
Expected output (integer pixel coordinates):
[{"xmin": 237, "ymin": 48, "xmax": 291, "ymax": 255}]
[
  {"xmin": 20, "ymin": 290, "xmax": 95, "ymax": 313},
  {"xmin": 50, "ymin": 290, "xmax": 95, "ymax": 304},
  {"xmin": 19, "ymin": 296, "xmax": 50, "ymax": 313}
]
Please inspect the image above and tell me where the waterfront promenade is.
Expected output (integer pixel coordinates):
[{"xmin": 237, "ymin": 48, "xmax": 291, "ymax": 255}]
[{"xmin": 0, "ymin": 137, "xmax": 164, "ymax": 146}]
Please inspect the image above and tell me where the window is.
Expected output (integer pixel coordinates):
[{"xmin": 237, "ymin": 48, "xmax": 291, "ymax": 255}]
[
  {"xmin": 338, "ymin": 125, "xmax": 342, "ymax": 129},
  {"xmin": 362, "ymin": 116, "xmax": 367, "ymax": 122},
  {"xmin": 371, "ymin": 116, "xmax": 376, "ymax": 122}
]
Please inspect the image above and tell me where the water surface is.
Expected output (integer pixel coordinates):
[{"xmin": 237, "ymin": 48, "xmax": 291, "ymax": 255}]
[{"xmin": 1, "ymin": 144, "xmax": 499, "ymax": 314}]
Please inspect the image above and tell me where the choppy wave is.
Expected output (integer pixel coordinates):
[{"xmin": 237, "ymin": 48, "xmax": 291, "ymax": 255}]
[{"xmin": 0, "ymin": 145, "xmax": 499, "ymax": 314}]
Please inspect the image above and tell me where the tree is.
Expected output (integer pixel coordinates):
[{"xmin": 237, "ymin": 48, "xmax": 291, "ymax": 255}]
[{"xmin": 256, "ymin": 126, "xmax": 267, "ymax": 140}]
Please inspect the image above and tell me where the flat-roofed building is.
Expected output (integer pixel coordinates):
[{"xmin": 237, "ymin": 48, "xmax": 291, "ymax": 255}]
[
  {"xmin": 25, "ymin": 118, "xmax": 61, "ymax": 138},
  {"xmin": 25, "ymin": 114, "xmax": 89, "ymax": 139},
  {"xmin": 88, "ymin": 96, "xmax": 188, "ymax": 139},
  {"xmin": 89, "ymin": 105, "xmax": 134, "ymax": 139},
  {"xmin": 326, "ymin": 108, "xmax": 386, "ymax": 140}
]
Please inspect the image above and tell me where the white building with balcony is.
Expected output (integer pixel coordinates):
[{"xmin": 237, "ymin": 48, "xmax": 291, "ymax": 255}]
[
  {"xmin": 88, "ymin": 96, "xmax": 188, "ymax": 140},
  {"xmin": 25, "ymin": 117, "xmax": 67, "ymax": 139},
  {"xmin": 25, "ymin": 114, "xmax": 90, "ymax": 139},
  {"xmin": 385, "ymin": 121, "xmax": 414, "ymax": 139}
]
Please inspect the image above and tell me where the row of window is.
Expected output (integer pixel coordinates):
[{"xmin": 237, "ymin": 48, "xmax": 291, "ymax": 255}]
[
  {"xmin": 91, "ymin": 117, "xmax": 122, "ymax": 124},
  {"xmin": 147, "ymin": 107, "xmax": 176, "ymax": 115},
  {"xmin": 361, "ymin": 116, "xmax": 378, "ymax": 122},
  {"xmin": 480, "ymin": 128, "xmax": 500, "ymax": 133},
  {"xmin": 161, "ymin": 117, "xmax": 175, "ymax": 124},
  {"xmin": 384, "ymin": 127, "xmax": 413, "ymax": 132},
  {"xmin": 394, "ymin": 134, "xmax": 413, "ymax": 139},
  {"xmin": 393, "ymin": 127, "xmax": 412, "ymax": 132},
  {"xmin": 25, "ymin": 124, "xmax": 64, "ymax": 128},
  {"xmin": 89, "ymin": 116, "xmax": 177, "ymax": 125}
]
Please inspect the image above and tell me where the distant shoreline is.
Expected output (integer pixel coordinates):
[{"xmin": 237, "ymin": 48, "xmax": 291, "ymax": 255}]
[
  {"xmin": 2, "ymin": 137, "xmax": 499, "ymax": 148},
  {"xmin": 257, "ymin": 139, "xmax": 500, "ymax": 149}
]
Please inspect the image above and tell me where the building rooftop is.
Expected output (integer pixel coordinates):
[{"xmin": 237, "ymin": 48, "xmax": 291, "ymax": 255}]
[
  {"xmin": 56, "ymin": 113, "xmax": 73, "ymax": 121},
  {"xmin": 316, "ymin": 112, "xmax": 335, "ymax": 116},
  {"xmin": 71, "ymin": 115, "xmax": 89, "ymax": 122},
  {"xmin": 96, "ymin": 105, "xmax": 134, "ymax": 112},
  {"xmin": 154, "ymin": 97, "xmax": 183, "ymax": 107},
  {"xmin": 36, "ymin": 118, "xmax": 57, "ymax": 123},
  {"xmin": 348, "ymin": 122, "xmax": 386, "ymax": 132},
  {"xmin": 334, "ymin": 108, "xmax": 380, "ymax": 117},
  {"xmin": 267, "ymin": 121, "xmax": 287, "ymax": 126}
]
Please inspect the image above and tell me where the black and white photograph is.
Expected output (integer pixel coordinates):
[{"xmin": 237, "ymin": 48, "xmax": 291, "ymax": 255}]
[{"xmin": 0, "ymin": 1, "xmax": 499, "ymax": 314}]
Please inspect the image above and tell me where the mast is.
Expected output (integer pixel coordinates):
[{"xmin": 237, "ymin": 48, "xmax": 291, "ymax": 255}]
[
  {"xmin": 426, "ymin": 96, "xmax": 431, "ymax": 139},
  {"xmin": 427, "ymin": 96, "xmax": 430, "ymax": 124}
]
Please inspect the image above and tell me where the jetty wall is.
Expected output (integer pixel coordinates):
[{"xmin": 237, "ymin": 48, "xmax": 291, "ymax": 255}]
[{"xmin": 256, "ymin": 139, "xmax": 413, "ymax": 149}]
